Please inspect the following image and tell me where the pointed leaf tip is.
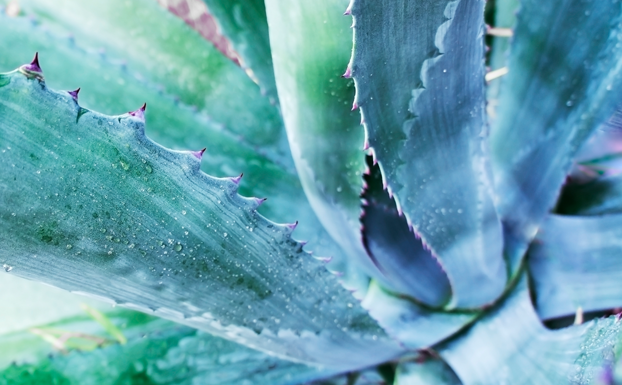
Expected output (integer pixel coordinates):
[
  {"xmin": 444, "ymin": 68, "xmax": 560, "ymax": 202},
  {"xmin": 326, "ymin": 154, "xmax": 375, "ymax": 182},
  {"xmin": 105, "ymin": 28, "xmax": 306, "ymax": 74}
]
[
  {"xmin": 285, "ymin": 221, "xmax": 299, "ymax": 231},
  {"xmin": 254, "ymin": 197, "xmax": 267, "ymax": 206},
  {"xmin": 67, "ymin": 88, "xmax": 81, "ymax": 100},
  {"xmin": 128, "ymin": 103, "xmax": 147, "ymax": 121},
  {"xmin": 351, "ymin": 101, "xmax": 358, "ymax": 111},
  {"xmin": 190, "ymin": 147, "xmax": 207, "ymax": 160}
]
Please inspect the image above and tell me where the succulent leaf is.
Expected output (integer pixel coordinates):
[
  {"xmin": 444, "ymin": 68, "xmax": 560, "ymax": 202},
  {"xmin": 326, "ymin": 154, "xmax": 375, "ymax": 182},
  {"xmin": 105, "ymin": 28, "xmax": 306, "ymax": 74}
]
[
  {"xmin": 394, "ymin": 359, "xmax": 461, "ymax": 385},
  {"xmin": 0, "ymin": 12, "xmax": 351, "ymax": 282},
  {"xmin": 0, "ymin": 310, "xmax": 339, "ymax": 385},
  {"xmin": 9, "ymin": 0, "xmax": 287, "ymax": 158},
  {"xmin": 439, "ymin": 275, "xmax": 622, "ymax": 384},
  {"xmin": 0, "ymin": 68, "xmax": 403, "ymax": 368},
  {"xmin": 361, "ymin": 156, "xmax": 452, "ymax": 308},
  {"xmin": 264, "ymin": 0, "xmax": 381, "ymax": 279},
  {"xmin": 490, "ymin": 0, "xmax": 622, "ymax": 267},
  {"xmin": 350, "ymin": 0, "xmax": 505, "ymax": 308},
  {"xmin": 198, "ymin": 0, "xmax": 278, "ymax": 102},
  {"xmin": 361, "ymin": 281, "xmax": 478, "ymax": 350},
  {"xmin": 529, "ymin": 214, "xmax": 622, "ymax": 321}
]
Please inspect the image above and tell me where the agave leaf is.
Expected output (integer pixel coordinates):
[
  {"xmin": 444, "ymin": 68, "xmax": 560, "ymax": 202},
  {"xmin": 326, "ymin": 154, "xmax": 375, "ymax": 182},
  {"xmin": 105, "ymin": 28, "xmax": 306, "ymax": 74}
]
[
  {"xmin": 361, "ymin": 281, "xmax": 478, "ymax": 350},
  {"xmin": 556, "ymin": 176, "xmax": 622, "ymax": 216},
  {"xmin": 153, "ymin": 0, "xmax": 241, "ymax": 66},
  {"xmin": 350, "ymin": 0, "xmax": 505, "ymax": 308},
  {"xmin": 264, "ymin": 0, "xmax": 381, "ymax": 278},
  {"xmin": 8, "ymin": 0, "xmax": 287, "ymax": 157},
  {"xmin": 529, "ymin": 214, "xmax": 622, "ymax": 321},
  {"xmin": 439, "ymin": 275, "xmax": 621, "ymax": 384},
  {"xmin": 198, "ymin": 0, "xmax": 278, "ymax": 102},
  {"xmin": 0, "ymin": 14, "xmax": 354, "ymax": 281},
  {"xmin": 361, "ymin": 156, "xmax": 452, "ymax": 308},
  {"xmin": 489, "ymin": 0, "xmax": 622, "ymax": 267},
  {"xmin": 0, "ymin": 69, "xmax": 403, "ymax": 368},
  {"xmin": 394, "ymin": 359, "xmax": 461, "ymax": 385},
  {"xmin": 0, "ymin": 310, "xmax": 339, "ymax": 385}
]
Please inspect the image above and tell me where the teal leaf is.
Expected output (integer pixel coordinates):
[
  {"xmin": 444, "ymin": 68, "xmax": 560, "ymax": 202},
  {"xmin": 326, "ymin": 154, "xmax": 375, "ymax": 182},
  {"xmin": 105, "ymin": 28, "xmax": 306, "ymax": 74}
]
[
  {"xmin": 361, "ymin": 156, "xmax": 452, "ymax": 308},
  {"xmin": 350, "ymin": 0, "xmax": 505, "ymax": 308},
  {"xmin": 361, "ymin": 281, "xmax": 478, "ymax": 350},
  {"xmin": 0, "ymin": 68, "xmax": 403, "ymax": 369},
  {"xmin": 394, "ymin": 359, "xmax": 461, "ymax": 385},
  {"xmin": 199, "ymin": 0, "xmax": 278, "ymax": 102},
  {"xmin": 9, "ymin": 0, "xmax": 287, "ymax": 160},
  {"xmin": 0, "ymin": 12, "xmax": 352, "ymax": 292},
  {"xmin": 0, "ymin": 310, "xmax": 340, "ymax": 385},
  {"xmin": 529, "ymin": 214, "xmax": 622, "ymax": 321},
  {"xmin": 439, "ymin": 275, "xmax": 621, "ymax": 384},
  {"xmin": 490, "ymin": 0, "xmax": 622, "ymax": 266},
  {"xmin": 264, "ymin": 0, "xmax": 381, "ymax": 279}
]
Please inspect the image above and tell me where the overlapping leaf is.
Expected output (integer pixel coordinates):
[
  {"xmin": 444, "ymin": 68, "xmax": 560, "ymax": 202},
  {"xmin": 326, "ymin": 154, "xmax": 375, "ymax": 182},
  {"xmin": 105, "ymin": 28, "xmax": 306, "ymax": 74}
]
[
  {"xmin": 0, "ymin": 68, "xmax": 403, "ymax": 368},
  {"xmin": 350, "ymin": 0, "xmax": 505, "ymax": 308}
]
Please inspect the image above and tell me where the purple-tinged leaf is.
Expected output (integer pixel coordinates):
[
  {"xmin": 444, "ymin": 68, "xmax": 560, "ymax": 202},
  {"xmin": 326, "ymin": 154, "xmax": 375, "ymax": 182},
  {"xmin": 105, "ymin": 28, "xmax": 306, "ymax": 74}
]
[
  {"xmin": 529, "ymin": 214, "xmax": 622, "ymax": 320},
  {"xmin": 490, "ymin": 0, "xmax": 622, "ymax": 268},
  {"xmin": 361, "ymin": 156, "xmax": 452, "ymax": 308},
  {"xmin": 350, "ymin": 0, "xmax": 505, "ymax": 308},
  {"xmin": 439, "ymin": 275, "xmax": 622, "ymax": 384}
]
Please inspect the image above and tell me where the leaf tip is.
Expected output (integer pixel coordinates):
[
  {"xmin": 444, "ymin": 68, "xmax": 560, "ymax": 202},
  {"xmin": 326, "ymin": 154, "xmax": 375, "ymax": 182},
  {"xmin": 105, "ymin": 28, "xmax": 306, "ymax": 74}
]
[
  {"xmin": 19, "ymin": 52, "xmax": 44, "ymax": 79},
  {"xmin": 67, "ymin": 87, "xmax": 80, "ymax": 101},
  {"xmin": 190, "ymin": 147, "xmax": 206, "ymax": 160},
  {"xmin": 128, "ymin": 102, "xmax": 147, "ymax": 121}
]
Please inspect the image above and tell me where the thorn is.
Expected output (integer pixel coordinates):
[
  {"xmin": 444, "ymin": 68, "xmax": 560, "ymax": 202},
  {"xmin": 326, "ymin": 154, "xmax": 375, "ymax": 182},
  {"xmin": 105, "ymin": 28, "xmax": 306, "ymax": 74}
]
[
  {"xmin": 360, "ymin": 116, "xmax": 365, "ymax": 125},
  {"xmin": 342, "ymin": 66, "xmax": 352, "ymax": 78},
  {"xmin": 343, "ymin": 7, "xmax": 351, "ymax": 15},
  {"xmin": 299, "ymin": 240, "xmax": 308, "ymax": 246},
  {"xmin": 67, "ymin": 88, "xmax": 80, "ymax": 100},
  {"xmin": 19, "ymin": 52, "xmax": 44, "ymax": 79},
  {"xmin": 230, "ymin": 173, "xmax": 243, "ymax": 184},
  {"xmin": 254, "ymin": 197, "xmax": 267, "ymax": 207},
  {"xmin": 285, "ymin": 221, "xmax": 298, "ymax": 231},
  {"xmin": 28, "ymin": 52, "xmax": 42, "ymax": 72},
  {"xmin": 573, "ymin": 306, "xmax": 584, "ymax": 325},
  {"xmin": 363, "ymin": 138, "xmax": 369, "ymax": 150},
  {"xmin": 190, "ymin": 147, "xmax": 206, "ymax": 160},
  {"xmin": 128, "ymin": 103, "xmax": 147, "ymax": 121},
  {"xmin": 351, "ymin": 101, "xmax": 358, "ymax": 111},
  {"xmin": 316, "ymin": 256, "xmax": 333, "ymax": 263}
]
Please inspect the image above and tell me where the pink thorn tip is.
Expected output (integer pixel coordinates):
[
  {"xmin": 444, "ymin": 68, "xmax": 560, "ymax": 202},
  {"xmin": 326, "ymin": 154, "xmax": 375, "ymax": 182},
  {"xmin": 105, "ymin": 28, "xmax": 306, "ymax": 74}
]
[
  {"xmin": 286, "ymin": 221, "xmax": 298, "ymax": 230},
  {"xmin": 351, "ymin": 101, "xmax": 358, "ymax": 111},
  {"xmin": 230, "ymin": 173, "xmax": 243, "ymax": 184},
  {"xmin": 254, "ymin": 197, "xmax": 267, "ymax": 206},
  {"xmin": 363, "ymin": 139, "xmax": 369, "ymax": 150},
  {"xmin": 67, "ymin": 88, "xmax": 80, "ymax": 100},
  {"xmin": 128, "ymin": 103, "xmax": 147, "ymax": 121},
  {"xmin": 342, "ymin": 66, "xmax": 352, "ymax": 78},
  {"xmin": 21, "ymin": 52, "xmax": 43, "ymax": 74},
  {"xmin": 191, "ymin": 148, "xmax": 206, "ymax": 160},
  {"xmin": 344, "ymin": 8, "xmax": 351, "ymax": 15},
  {"xmin": 318, "ymin": 256, "xmax": 333, "ymax": 263},
  {"xmin": 299, "ymin": 240, "xmax": 308, "ymax": 246}
]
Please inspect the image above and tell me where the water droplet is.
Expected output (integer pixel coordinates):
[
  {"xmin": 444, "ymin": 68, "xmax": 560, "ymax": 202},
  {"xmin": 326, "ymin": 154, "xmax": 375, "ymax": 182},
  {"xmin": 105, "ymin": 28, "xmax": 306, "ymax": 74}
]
[
  {"xmin": 182, "ymin": 210, "xmax": 187, "ymax": 215},
  {"xmin": 223, "ymin": 232, "xmax": 228, "ymax": 237},
  {"xmin": 3, "ymin": 264, "xmax": 12, "ymax": 272},
  {"xmin": 119, "ymin": 160, "xmax": 130, "ymax": 171},
  {"xmin": 145, "ymin": 165, "xmax": 153, "ymax": 173},
  {"xmin": 336, "ymin": 186, "xmax": 342, "ymax": 192},
  {"xmin": 174, "ymin": 244, "xmax": 183, "ymax": 252},
  {"xmin": 66, "ymin": 244, "xmax": 73, "ymax": 250},
  {"xmin": 566, "ymin": 100, "xmax": 573, "ymax": 107},
  {"xmin": 607, "ymin": 84, "xmax": 613, "ymax": 91}
]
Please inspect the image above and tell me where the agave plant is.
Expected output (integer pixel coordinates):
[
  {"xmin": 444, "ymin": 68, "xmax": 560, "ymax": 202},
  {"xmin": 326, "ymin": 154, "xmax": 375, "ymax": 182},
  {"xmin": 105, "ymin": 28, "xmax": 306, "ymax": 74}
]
[{"xmin": 3, "ymin": 0, "xmax": 622, "ymax": 383}]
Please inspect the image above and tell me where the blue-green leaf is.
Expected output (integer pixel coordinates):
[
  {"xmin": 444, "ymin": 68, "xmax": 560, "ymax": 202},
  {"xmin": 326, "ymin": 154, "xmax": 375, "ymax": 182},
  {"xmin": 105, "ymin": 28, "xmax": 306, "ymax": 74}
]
[
  {"xmin": 529, "ymin": 214, "xmax": 622, "ymax": 320},
  {"xmin": 0, "ymin": 68, "xmax": 403, "ymax": 369},
  {"xmin": 394, "ymin": 359, "xmax": 461, "ymax": 385},
  {"xmin": 439, "ymin": 275, "xmax": 621, "ymax": 384},
  {"xmin": 350, "ymin": 0, "xmax": 505, "ymax": 308},
  {"xmin": 490, "ymin": 0, "xmax": 622, "ymax": 266},
  {"xmin": 264, "ymin": 0, "xmax": 381, "ymax": 280},
  {"xmin": 361, "ymin": 281, "xmax": 478, "ymax": 350}
]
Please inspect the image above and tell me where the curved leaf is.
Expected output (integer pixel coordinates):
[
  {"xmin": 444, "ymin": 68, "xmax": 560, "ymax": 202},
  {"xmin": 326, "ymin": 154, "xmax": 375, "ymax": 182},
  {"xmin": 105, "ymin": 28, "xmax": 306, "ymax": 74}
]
[
  {"xmin": 529, "ymin": 214, "xmax": 622, "ymax": 321},
  {"xmin": 394, "ymin": 359, "xmax": 461, "ymax": 385},
  {"xmin": 439, "ymin": 275, "xmax": 621, "ymax": 384},
  {"xmin": 0, "ymin": 310, "xmax": 339, "ymax": 385},
  {"xmin": 350, "ymin": 0, "xmax": 505, "ymax": 308},
  {"xmin": 361, "ymin": 281, "xmax": 478, "ymax": 350},
  {"xmin": 0, "ymin": 68, "xmax": 403, "ymax": 368},
  {"xmin": 10, "ymin": 0, "xmax": 288, "ymax": 160},
  {"xmin": 361, "ymin": 156, "xmax": 452, "ymax": 308},
  {"xmin": 199, "ymin": 0, "xmax": 278, "ymax": 102},
  {"xmin": 264, "ymin": 0, "xmax": 381, "ymax": 279},
  {"xmin": 489, "ymin": 0, "xmax": 622, "ymax": 265}
]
